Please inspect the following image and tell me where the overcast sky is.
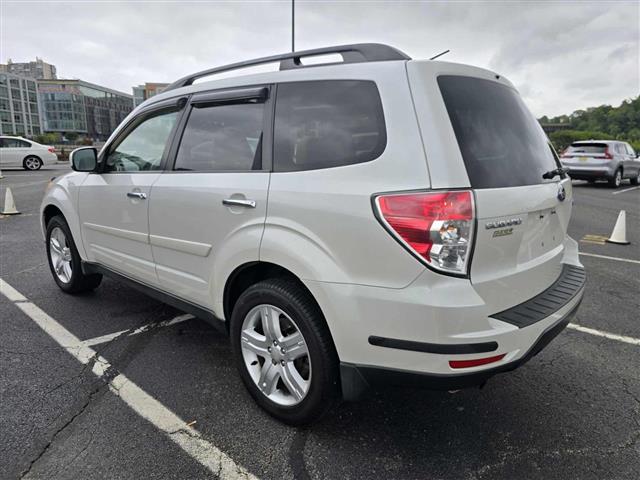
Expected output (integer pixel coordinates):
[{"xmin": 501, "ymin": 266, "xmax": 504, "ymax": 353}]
[{"xmin": 1, "ymin": 0, "xmax": 638, "ymax": 117}]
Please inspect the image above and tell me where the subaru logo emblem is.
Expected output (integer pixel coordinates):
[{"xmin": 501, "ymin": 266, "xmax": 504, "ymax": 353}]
[{"xmin": 557, "ymin": 184, "xmax": 566, "ymax": 202}]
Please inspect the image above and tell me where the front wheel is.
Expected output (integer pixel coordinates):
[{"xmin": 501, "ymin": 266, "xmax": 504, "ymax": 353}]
[
  {"xmin": 46, "ymin": 215, "xmax": 102, "ymax": 293},
  {"xmin": 23, "ymin": 156, "xmax": 43, "ymax": 171},
  {"xmin": 631, "ymin": 170, "xmax": 639, "ymax": 186},
  {"xmin": 230, "ymin": 278, "xmax": 339, "ymax": 425},
  {"xmin": 608, "ymin": 169, "xmax": 622, "ymax": 188}
]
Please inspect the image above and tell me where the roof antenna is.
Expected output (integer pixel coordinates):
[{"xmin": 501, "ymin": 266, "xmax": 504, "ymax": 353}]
[{"xmin": 429, "ymin": 49, "xmax": 450, "ymax": 60}]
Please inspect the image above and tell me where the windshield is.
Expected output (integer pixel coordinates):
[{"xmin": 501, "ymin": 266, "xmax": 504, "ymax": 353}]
[{"xmin": 438, "ymin": 75, "xmax": 557, "ymax": 189}]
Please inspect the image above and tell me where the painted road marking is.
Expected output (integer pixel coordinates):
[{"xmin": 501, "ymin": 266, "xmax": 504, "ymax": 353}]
[
  {"xmin": 79, "ymin": 313, "xmax": 194, "ymax": 347},
  {"xmin": 568, "ymin": 323, "xmax": 640, "ymax": 346},
  {"xmin": 579, "ymin": 252, "xmax": 640, "ymax": 265},
  {"xmin": 0, "ymin": 180, "xmax": 50, "ymax": 188},
  {"xmin": 580, "ymin": 234, "xmax": 608, "ymax": 245},
  {"xmin": 612, "ymin": 185, "xmax": 640, "ymax": 195},
  {"xmin": 0, "ymin": 278, "xmax": 257, "ymax": 480}
]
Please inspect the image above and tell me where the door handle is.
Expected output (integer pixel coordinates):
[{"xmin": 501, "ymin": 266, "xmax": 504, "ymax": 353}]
[
  {"xmin": 127, "ymin": 192, "xmax": 147, "ymax": 200},
  {"xmin": 222, "ymin": 198, "xmax": 256, "ymax": 208}
]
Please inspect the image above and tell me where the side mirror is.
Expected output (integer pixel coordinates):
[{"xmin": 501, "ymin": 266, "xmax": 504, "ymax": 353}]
[{"xmin": 70, "ymin": 147, "xmax": 98, "ymax": 172}]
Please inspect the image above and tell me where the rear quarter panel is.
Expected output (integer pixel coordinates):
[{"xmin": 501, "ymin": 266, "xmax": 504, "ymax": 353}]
[{"xmin": 260, "ymin": 61, "xmax": 429, "ymax": 288}]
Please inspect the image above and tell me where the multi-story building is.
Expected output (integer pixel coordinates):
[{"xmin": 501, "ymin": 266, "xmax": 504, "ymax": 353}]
[
  {"xmin": 0, "ymin": 72, "xmax": 43, "ymax": 136},
  {"xmin": 133, "ymin": 82, "xmax": 169, "ymax": 107},
  {"xmin": 38, "ymin": 80, "xmax": 133, "ymax": 141},
  {"xmin": 0, "ymin": 58, "xmax": 57, "ymax": 80}
]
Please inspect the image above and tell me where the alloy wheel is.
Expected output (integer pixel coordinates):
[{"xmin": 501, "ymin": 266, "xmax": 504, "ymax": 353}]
[
  {"xmin": 49, "ymin": 227, "xmax": 73, "ymax": 283},
  {"xmin": 25, "ymin": 157, "xmax": 41, "ymax": 170},
  {"xmin": 240, "ymin": 304, "xmax": 311, "ymax": 406}
]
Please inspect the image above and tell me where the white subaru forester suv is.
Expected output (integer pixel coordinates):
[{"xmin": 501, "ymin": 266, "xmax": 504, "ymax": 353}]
[{"xmin": 41, "ymin": 44, "xmax": 585, "ymax": 425}]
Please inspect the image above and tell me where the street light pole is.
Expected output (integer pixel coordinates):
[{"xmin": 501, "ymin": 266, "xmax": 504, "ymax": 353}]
[{"xmin": 291, "ymin": 0, "xmax": 295, "ymax": 52}]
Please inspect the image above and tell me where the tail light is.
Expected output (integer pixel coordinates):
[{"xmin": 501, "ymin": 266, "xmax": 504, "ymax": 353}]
[
  {"xmin": 48, "ymin": 147, "xmax": 55, "ymax": 153},
  {"xmin": 603, "ymin": 147, "xmax": 613, "ymax": 160},
  {"xmin": 374, "ymin": 190, "xmax": 475, "ymax": 275}
]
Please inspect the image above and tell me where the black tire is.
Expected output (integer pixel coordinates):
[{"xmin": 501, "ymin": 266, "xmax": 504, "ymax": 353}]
[
  {"xmin": 608, "ymin": 169, "xmax": 622, "ymax": 188},
  {"xmin": 23, "ymin": 155, "xmax": 43, "ymax": 171},
  {"xmin": 587, "ymin": 179, "xmax": 596, "ymax": 184},
  {"xmin": 631, "ymin": 170, "xmax": 639, "ymax": 186},
  {"xmin": 230, "ymin": 278, "xmax": 339, "ymax": 425},
  {"xmin": 46, "ymin": 215, "xmax": 102, "ymax": 293}
]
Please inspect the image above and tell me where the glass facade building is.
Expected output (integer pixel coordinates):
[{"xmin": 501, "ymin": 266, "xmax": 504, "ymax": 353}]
[
  {"xmin": 38, "ymin": 80, "xmax": 133, "ymax": 141},
  {"xmin": 0, "ymin": 73, "xmax": 43, "ymax": 136}
]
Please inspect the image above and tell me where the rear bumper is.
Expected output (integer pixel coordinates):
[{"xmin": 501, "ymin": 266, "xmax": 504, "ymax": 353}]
[
  {"xmin": 562, "ymin": 164, "xmax": 616, "ymax": 179},
  {"xmin": 303, "ymin": 236, "xmax": 586, "ymax": 400},
  {"xmin": 340, "ymin": 296, "xmax": 581, "ymax": 399}
]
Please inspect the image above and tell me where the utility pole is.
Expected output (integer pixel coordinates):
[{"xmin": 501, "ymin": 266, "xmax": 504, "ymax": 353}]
[{"xmin": 291, "ymin": 0, "xmax": 295, "ymax": 52}]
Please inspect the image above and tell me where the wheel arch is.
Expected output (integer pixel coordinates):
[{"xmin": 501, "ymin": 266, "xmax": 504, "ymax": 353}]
[
  {"xmin": 40, "ymin": 179, "xmax": 87, "ymax": 259},
  {"xmin": 43, "ymin": 204, "xmax": 64, "ymax": 229},
  {"xmin": 224, "ymin": 262, "xmax": 315, "ymax": 322}
]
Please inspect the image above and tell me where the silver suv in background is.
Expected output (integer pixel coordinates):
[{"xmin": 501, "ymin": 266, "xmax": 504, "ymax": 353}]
[
  {"xmin": 40, "ymin": 44, "xmax": 586, "ymax": 424},
  {"xmin": 560, "ymin": 140, "xmax": 640, "ymax": 187}
]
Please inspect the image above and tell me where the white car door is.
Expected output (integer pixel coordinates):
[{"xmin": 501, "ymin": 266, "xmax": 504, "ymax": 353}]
[
  {"xmin": 79, "ymin": 100, "xmax": 183, "ymax": 286},
  {"xmin": 0, "ymin": 137, "xmax": 27, "ymax": 166},
  {"xmin": 148, "ymin": 87, "xmax": 271, "ymax": 311}
]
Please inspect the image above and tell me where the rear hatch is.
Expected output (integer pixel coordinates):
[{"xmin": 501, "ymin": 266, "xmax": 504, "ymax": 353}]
[
  {"xmin": 435, "ymin": 73, "xmax": 572, "ymax": 312},
  {"xmin": 561, "ymin": 142, "xmax": 612, "ymax": 167}
]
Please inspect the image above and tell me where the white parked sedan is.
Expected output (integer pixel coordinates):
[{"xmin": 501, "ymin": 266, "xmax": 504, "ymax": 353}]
[{"xmin": 0, "ymin": 135, "xmax": 58, "ymax": 170}]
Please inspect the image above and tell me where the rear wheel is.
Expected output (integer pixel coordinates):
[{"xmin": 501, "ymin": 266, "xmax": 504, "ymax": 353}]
[
  {"xmin": 230, "ymin": 278, "xmax": 339, "ymax": 425},
  {"xmin": 23, "ymin": 156, "xmax": 43, "ymax": 171},
  {"xmin": 46, "ymin": 215, "xmax": 102, "ymax": 293},
  {"xmin": 608, "ymin": 169, "xmax": 622, "ymax": 188},
  {"xmin": 631, "ymin": 170, "xmax": 639, "ymax": 186}
]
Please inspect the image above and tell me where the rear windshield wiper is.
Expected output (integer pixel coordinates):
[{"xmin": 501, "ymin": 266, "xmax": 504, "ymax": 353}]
[{"xmin": 542, "ymin": 167, "xmax": 569, "ymax": 180}]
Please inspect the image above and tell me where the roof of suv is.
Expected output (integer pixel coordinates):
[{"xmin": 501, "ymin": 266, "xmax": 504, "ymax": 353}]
[{"xmin": 163, "ymin": 43, "xmax": 411, "ymax": 92}]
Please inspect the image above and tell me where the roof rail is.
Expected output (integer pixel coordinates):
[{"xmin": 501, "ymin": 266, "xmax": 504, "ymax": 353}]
[{"xmin": 164, "ymin": 43, "xmax": 410, "ymax": 92}]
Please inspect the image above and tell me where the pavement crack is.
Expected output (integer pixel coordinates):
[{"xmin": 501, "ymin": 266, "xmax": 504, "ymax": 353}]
[
  {"xmin": 19, "ymin": 377, "xmax": 108, "ymax": 479},
  {"xmin": 288, "ymin": 428, "xmax": 311, "ymax": 480}
]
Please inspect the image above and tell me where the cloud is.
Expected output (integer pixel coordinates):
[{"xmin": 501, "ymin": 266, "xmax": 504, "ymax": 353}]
[{"xmin": 1, "ymin": 0, "xmax": 638, "ymax": 117}]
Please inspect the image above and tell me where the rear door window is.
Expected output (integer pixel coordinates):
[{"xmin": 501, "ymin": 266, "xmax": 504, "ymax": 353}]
[
  {"xmin": 438, "ymin": 75, "xmax": 557, "ymax": 189},
  {"xmin": 273, "ymin": 80, "xmax": 386, "ymax": 172},
  {"xmin": 174, "ymin": 102, "xmax": 264, "ymax": 172}
]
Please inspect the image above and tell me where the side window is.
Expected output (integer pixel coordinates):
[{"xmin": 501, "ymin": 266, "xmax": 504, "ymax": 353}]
[
  {"xmin": 105, "ymin": 110, "xmax": 178, "ymax": 172},
  {"xmin": 615, "ymin": 144, "xmax": 624, "ymax": 154},
  {"xmin": 174, "ymin": 102, "xmax": 264, "ymax": 172},
  {"xmin": 2, "ymin": 138, "xmax": 24, "ymax": 148},
  {"xmin": 626, "ymin": 144, "xmax": 636, "ymax": 156},
  {"xmin": 273, "ymin": 80, "xmax": 386, "ymax": 172},
  {"xmin": 17, "ymin": 139, "xmax": 31, "ymax": 148}
]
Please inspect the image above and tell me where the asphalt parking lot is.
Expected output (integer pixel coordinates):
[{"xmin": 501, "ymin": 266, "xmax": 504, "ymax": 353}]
[{"xmin": 1, "ymin": 164, "xmax": 638, "ymax": 480}]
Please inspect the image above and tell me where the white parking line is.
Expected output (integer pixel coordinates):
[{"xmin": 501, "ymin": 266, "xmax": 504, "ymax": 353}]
[
  {"xmin": 567, "ymin": 323, "xmax": 640, "ymax": 346},
  {"xmin": 0, "ymin": 278, "xmax": 257, "ymax": 480},
  {"xmin": 79, "ymin": 313, "xmax": 194, "ymax": 347},
  {"xmin": 579, "ymin": 252, "xmax": 640, "ymax": 265},
  {"xmin": 612, "ymin": 185, "xmax": 640, "ymax": 195}
]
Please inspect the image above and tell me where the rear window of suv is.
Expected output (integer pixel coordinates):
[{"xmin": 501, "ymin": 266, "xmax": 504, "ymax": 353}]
[
  {"xmin": 567, "ymin": 143, "xmax": 607, "ymax": 154},
  {"xmin": 273, "ymin": 80, "xmax": 386, "ymax": 172},
  {"xmin": 438, "ymin": 75, "xmax": 557, "ymax": 189}
]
